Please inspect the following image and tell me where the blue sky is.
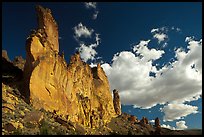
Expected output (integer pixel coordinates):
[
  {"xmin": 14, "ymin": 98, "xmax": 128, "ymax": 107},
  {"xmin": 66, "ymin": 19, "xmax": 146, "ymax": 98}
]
[{"xmin": 2, "ymin": 2, "xmax": 202, "ymax": 130}]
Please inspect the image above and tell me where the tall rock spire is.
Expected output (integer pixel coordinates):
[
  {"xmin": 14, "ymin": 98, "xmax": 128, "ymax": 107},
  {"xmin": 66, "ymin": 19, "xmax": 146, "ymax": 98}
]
[
  {"xmin": 113, "ymin": 89, "xmax": 121, "ymax": 115},
  {"xmin": 36, "ymin": 5, "xmax": 59, "ymax": 52},
  {"xmin": 23, "ymin": 5, "xmax": 116, "ymax": 128}
]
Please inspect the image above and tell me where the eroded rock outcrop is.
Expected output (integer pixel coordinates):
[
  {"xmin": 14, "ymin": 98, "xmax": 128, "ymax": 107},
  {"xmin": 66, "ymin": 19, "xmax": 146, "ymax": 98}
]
[
  {"xmin": 140, "ymin": 117, "xmax": 149, "ymax": 126},
  {"xmin": 23, "ymin": 5, "xmax": 116, "ymax": 128},
  {"xmin": 113, "ymin": 89, "xmax": 121, "ymax": 115},
  {"xmin": 155, "ymin": 117, "xmax": 160, "ymax": 128},
  {"xmin": 128, "ymin": 115, "xmax": 138, "ymax": 124},
  {"xmin": 2, "ymin": 50, "xmax": 11, "ymax": 62},
  {"xmin": 154, "ymin": 117, "xmax": 161, "ymax": 135},
  {"xmin": 13, "ymin": 56, "xmax": 26, "ymax": 70},
  {"xmin": 2, "ymin": 50, "xmax": 23, "ymax": 87}
]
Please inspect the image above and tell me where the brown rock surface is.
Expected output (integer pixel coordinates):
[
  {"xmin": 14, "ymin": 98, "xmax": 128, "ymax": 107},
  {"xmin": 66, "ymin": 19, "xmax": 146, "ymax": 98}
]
[
  {"xmin": 2, "ymin": 50, "xmax": 11, "ymax": 62},
  {"xmin": 140, "ymin": 117, "xmax": 149, "ymax": 126},
  {"xmin": 113, "ymin": 89, "xmax": 121, "ymax": 115},
  {"xmin": 128, "ymin": 115, "xmax": 138, "ymax": 123},
  {"xmin": 155, "ymin": 117, "xmax": 160, "ymax": 127},
  {"xmin": 13, "ymin": 56, "xmax": 26, "ymax": 70},
  {"xmin": 23, "ymin": 5, "xmax": 116, "ymax": 128},
  {"xmin": 154, "ymin": 117, "xmax": 161, "ymax": 135}
]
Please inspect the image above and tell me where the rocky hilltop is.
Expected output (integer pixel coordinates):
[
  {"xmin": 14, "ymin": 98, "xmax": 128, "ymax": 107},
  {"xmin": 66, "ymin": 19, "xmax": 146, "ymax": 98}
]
[{"xmin": 2, "ymin": 5, "xmax": 202, "ymax": 135}]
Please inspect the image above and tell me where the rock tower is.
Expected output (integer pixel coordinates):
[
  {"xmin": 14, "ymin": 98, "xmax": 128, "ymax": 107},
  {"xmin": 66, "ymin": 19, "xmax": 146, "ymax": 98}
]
[
  {"xmin": 113, "ymin": 89, "xmax": 121, "ymax": 115},
  {"xmin": 23, "ymin": 5, "xmax": 116, "ymax": 128}
]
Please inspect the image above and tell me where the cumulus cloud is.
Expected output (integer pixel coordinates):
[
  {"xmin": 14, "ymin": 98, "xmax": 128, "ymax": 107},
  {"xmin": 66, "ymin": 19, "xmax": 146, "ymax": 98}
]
[
  {"xmin": 133, "ymin": 40, "xmax": 165, "ymax": 61},
  {"xmin": 153, "ymin": 33, "xmax": 168, "ymax": 43},
  {"xmin": 151, "ymin": 28, "xmax": 159, "ymax": 33},
  {"xmin": 161, "ymin": 121, "xmax": 188, "ymax": 130},
  {"xmin": 162, "ymin": 103, "xmax": 198, "ymax": 121},
  {"xmin": 73, "ymin": 22, "xmax": 94, "ymax": 39},
  {"xmin": 101, "ymin": 37, "xmax": 202, "ymax": 110},
  {"xmin": 161, "ymin": 124, "xmax": 176, "ymax": 130},
  {"xmin": 84, "ymin": 2, "xmax": 97, "ymax": 9},
  {"xmin": 77, "ymin": 33, "xmax": 101, "ymax": 62},
  {"xmin": 78, "ymin": 44, "xmax": 97, "ymax": 62},
  {"xmin": 84, "ymin": 2, "xmax": 99, "ymax": 20},
  {"xmin": 73, "ymin": 23, "xmax": 101, "ymax": 62},
  {"xmin": 149, "ymin": 119, "xmax": 155, "ymax": 123},
  {"xmin": 151, "ymin": 26, "xmax": 177, "ymax": 44},
  {"xmin": 176, "ymin": 121, "xmax": 188, "ymax": 130}
]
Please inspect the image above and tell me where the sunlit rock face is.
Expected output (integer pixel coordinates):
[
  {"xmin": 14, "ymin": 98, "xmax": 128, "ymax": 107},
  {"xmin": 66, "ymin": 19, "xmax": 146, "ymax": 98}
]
[{"xmin": 23, "ymin": 5, "xmax": 116, "ymax": 128}]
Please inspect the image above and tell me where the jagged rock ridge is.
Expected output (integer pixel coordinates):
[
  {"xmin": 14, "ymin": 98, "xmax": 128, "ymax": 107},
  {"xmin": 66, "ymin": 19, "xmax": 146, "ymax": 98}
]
[{"xmin": 23, "ymin": 5, "xmax": 116, "ymax": 128}]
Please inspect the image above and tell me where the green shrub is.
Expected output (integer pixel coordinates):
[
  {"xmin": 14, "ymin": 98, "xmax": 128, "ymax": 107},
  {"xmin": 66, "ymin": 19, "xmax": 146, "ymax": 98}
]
[{"xmin": 39, "ymin": 119, "xmax": 52, "ymax": 135}]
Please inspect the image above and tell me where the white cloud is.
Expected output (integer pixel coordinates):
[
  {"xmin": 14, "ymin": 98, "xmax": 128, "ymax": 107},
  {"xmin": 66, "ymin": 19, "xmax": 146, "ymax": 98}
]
[
  {"xmin": 162, "ymin": 103, "xmax": 198, "ymax": 121},
  {"xmin": 161, "ymin": 121, "xmax": 188, "ymax": 130},
  {"xmin": 85, "ymin": 2, "xmax": 97, "ymax": 9},
  {"xmin": 84, "ymin": 2, "xmax": 99, "ymax": 20},
  {"xmin": 101, "ymin": 37, "xmax": 202, "ymax": 109},
  {"xmin": 176, "ymin": 121, "xmax": 188, "ymax": 130},
  {"xmin": 151, "ymin": 28, "xmax": 159, "ymax": 33},
  {"xmin": 133, "ymin": 40, "xmax": 165, "ymax": 61},
  {"xmin": 90, "ymin": 62, "xmax": 97, "ymax": 68},
  {"xmin": 151, "ymin": 26, "xmax": 181, "ymax": 44},
  {"xmin": 78, "ymin": 43, "xmax": 97, "ymax": 62},
  {"xmin": 73, "ymin": 23, "xmax": 94, "ymax": 39},
  {"xmin": 149, "ymin": 119, "xmax": 155, "ymax": 123},
  {"xmin": 77, "ymin": 33, "xmax": 101, "ymax": 62},
  {"xmin": 153, "ymin": 33, "xmax": 168, "ymax": 43},
  {"xmin": 161, "ymin": 124, "xmax": 176, "ymax": 130}
]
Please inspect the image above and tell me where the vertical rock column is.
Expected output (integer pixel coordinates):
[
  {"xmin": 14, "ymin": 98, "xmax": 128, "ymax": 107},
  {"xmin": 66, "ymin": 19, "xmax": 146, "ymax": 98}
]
[
  {"xmin": 154, "ymin": 117, "xmax": 161, "ymax": 135},
  {"xmin": 113, "ymin": 89, "xmax": 121, "ymax": 115}
]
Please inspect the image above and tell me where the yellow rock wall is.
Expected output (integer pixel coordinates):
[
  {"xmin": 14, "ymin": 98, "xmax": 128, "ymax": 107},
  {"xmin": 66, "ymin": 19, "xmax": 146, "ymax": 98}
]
[{"xmin": 24, "ymin": 5, "xmax": 116, "ymax": 128}]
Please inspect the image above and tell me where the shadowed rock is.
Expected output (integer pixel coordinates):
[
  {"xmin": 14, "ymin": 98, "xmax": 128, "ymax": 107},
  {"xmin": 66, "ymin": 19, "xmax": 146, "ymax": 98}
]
[
  {"xmin": 2, "ymin": 50, "xmax": 11, "ymax": 62},
  {"xmin": 113, "ymin": 89, "xmax": 121, "ymax": 115},
  {"xmin": 140, "ymin": 117, "xmax": 149, "ymax": 126},
  {"xmin": 128, "ymin": 115, "xmax": 138, "ymax": 123},
  {"xmin": 154, "ymin": 117, "xmax": 161, "ymax": 135},
  {"xmin": 13, "ymin": 56, "xmax": 26, "ymax": 70}
]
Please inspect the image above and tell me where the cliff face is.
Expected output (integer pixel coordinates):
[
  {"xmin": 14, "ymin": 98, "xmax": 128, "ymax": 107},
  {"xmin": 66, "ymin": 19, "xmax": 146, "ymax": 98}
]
[{"xmin": 23, "ymin": 5, "xmax": 116, "ymax": 128}]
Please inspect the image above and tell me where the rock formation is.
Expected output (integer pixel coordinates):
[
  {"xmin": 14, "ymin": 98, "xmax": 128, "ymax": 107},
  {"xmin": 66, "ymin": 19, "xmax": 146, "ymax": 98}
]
[
  {"xmin": 140, "ymin": 117, "xmax": 149, "ymax": 126},
  {"xmin": 154, "ymin": 117, "xmax": 161, "ymax": 135},
  {"xmin": 13, "ymin": 56, "xmax": 26, "ymax": 71},
  {"xmin": 2, "ymin": 50, "xmax": 11, "ymax": 62},
  {"xmin": 23, "ymin": 5, "xmax": 116, "ymax": 128},
  {"xmin": 155, "ymin": 117, "xmax": 160, "ymax": 128},
  {"xmin": 113, "ymin": 89, "xmax": 121, "ymax": 115},
  {"xmin": 2, "ymin": 50, "xmax": 23, "ymax": 87},
  {"xmin": 128, "ymin": 115, "xmax": 138, "ymax": 123}
]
